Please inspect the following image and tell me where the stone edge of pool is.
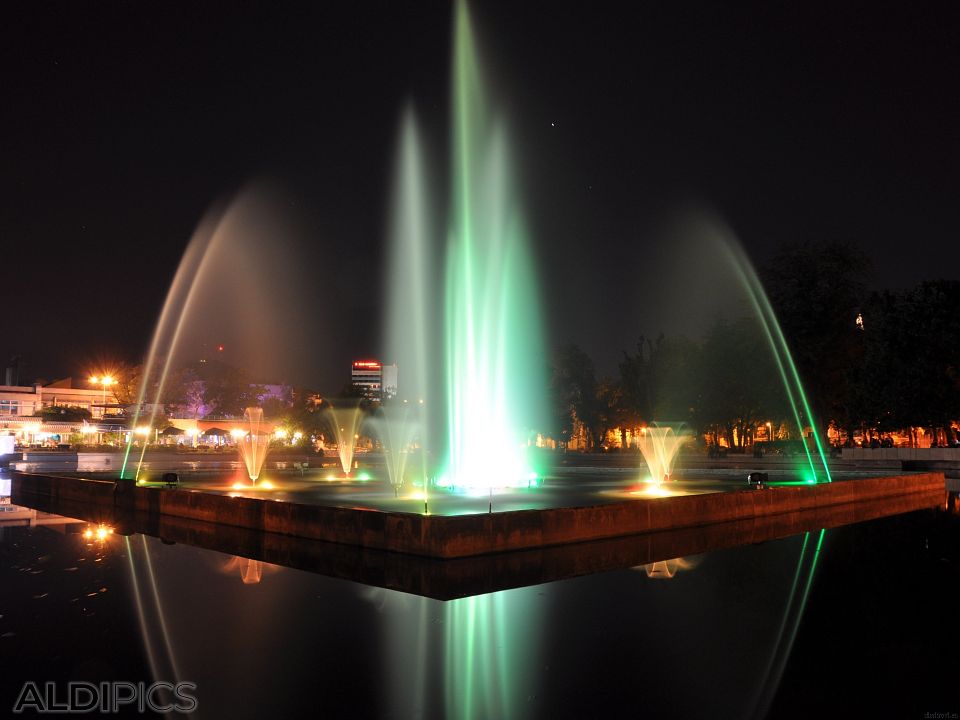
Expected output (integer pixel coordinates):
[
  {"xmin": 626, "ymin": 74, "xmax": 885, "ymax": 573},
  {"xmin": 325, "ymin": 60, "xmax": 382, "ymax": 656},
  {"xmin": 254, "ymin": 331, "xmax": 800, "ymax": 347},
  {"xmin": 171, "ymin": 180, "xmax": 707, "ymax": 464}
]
[{"xmin": 10, "ymin": 471, "xmax": 947, "ymax": 559}]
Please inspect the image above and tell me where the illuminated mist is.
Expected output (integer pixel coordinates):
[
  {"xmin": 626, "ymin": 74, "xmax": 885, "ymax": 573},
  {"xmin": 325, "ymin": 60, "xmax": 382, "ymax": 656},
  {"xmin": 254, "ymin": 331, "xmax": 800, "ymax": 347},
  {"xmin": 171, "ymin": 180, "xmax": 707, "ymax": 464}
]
[
  {"xmin": 383, "ymin": 0, "xmax": 546, "ymax": 491},
  {"xmin": 237, "ymin": 406, "xmax": 269, "ymax": 482}
]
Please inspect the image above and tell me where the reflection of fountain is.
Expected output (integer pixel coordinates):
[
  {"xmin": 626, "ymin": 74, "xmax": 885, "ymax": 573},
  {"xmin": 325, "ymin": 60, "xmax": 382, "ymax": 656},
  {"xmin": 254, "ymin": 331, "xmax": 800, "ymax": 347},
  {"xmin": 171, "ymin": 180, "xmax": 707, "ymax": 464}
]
[
  {"xmin": 324, "ymin": 404, "xmax": 363, "ymax": 475},
  {"xmin": 224, "ymin": 556, "xmax": 268, "ymax": 584},
  {"xmin": 635, "ymin": 556, "xmax": 698, "ymax": 579},
  {"xmin": 384, "ymin": 0, "xmax": 545, "ymax": 492},
  {"xmin": 368, "ymin": 406, "xmax": 421, "ymax": 495},
  {"xmin": 638, "ymin": 423, "xmax": 691, "ymax": 484},
  {"xmin": 237, "ymin": 407, "xmax": 269, "ymax": 482}
]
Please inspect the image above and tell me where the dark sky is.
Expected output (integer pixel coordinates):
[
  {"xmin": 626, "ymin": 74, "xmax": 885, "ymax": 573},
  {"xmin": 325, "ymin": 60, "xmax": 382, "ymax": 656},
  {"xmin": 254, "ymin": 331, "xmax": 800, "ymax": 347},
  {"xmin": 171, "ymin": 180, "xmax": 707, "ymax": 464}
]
[{"xmin": 2, "ymin": 1, "xmax": 957, "ymax": 390}]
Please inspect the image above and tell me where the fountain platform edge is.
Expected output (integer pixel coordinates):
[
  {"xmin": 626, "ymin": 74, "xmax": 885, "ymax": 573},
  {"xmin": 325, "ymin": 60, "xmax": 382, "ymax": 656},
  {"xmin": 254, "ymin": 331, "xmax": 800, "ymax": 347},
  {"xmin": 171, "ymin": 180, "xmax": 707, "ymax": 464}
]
[{"xmin": 11, "ymin": 471, "xmax": 946, "ymax": 560}]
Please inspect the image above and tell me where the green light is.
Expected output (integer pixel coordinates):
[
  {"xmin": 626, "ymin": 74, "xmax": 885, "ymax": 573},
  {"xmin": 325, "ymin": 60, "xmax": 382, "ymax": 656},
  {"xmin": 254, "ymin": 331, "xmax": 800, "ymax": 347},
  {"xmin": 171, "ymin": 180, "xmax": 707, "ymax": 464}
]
[
  {"xmin": 749, "ymin": 529, "xmax": 827, "ymax": 717},
  {"xmin": 721, "ymin": 240, "xmax": 832, "ymax": 483},
  {"xmin": 443, "ymin": 0, "xmax": 546, "ymax": 491}
]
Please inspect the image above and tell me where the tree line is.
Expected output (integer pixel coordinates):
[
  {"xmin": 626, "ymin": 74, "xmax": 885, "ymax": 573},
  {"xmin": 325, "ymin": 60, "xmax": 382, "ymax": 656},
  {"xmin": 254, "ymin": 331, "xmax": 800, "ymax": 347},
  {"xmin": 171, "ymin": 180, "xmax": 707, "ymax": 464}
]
[{"xmin": 548, "ymin": 241, "xmax": 960, "ymax": 450}]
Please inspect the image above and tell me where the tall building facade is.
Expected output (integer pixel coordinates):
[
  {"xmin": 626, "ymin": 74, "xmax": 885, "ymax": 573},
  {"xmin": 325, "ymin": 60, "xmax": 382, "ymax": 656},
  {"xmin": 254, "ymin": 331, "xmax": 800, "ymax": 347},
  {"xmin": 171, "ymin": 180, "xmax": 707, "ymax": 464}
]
[{"xmin": 350, "ymin": 360, "xmax": 398, "ymax": 399}]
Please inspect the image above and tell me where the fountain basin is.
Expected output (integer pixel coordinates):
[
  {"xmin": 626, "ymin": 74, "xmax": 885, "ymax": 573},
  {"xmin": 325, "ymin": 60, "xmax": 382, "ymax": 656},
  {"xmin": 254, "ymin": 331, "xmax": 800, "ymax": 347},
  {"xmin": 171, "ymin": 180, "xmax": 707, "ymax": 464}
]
[{"xmin": 11, "ymin": 470, "xmax": 945, "ymax": 559}]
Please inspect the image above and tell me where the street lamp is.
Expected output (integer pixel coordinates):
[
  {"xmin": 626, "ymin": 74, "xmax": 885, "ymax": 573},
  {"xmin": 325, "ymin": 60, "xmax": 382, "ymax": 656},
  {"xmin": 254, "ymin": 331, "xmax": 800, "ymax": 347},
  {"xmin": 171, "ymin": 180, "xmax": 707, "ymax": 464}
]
[{"xmin": 88, "ymin": 375, "xmax": 116, "ymax": 413}]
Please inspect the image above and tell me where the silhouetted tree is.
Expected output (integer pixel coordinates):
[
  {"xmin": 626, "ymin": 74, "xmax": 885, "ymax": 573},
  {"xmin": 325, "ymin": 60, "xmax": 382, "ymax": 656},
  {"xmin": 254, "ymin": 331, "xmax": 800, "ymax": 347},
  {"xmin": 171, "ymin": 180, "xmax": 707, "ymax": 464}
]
[
  {"xmin": 764, "ymin": 240, "xmax": 868, "ymax": 439},
  {"xmin": 551, "ymin": 344, "xmax": 602, "ymax": 450}
]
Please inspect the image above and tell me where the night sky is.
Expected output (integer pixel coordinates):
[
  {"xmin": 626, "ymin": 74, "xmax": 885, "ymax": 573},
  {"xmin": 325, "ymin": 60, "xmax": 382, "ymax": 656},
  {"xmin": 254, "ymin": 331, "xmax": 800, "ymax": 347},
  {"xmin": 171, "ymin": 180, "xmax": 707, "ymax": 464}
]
[{"xmin": 2, "ymin": 1, "xmax": 957, "ymax": 390}]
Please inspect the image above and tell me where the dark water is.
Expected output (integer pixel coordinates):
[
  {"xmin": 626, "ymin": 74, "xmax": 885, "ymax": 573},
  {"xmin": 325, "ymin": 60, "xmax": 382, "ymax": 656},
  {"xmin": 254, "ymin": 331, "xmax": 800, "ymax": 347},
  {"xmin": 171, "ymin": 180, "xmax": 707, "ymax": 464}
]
[{"xmin": 1, "ymin": 504, "xmax": 958, "ymax": 719}]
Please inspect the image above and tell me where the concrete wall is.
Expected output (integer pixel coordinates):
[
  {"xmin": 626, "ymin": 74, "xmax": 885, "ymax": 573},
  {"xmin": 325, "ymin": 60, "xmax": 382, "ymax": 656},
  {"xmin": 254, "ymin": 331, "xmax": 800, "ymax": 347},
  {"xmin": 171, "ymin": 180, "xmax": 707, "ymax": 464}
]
[
  {"xmin": 11, "ymin": 471, "xmax": 946, "ymax": 559},
  {"xmin": 842, "ymin": 447, "xmax": 960, "ymax": 462}
]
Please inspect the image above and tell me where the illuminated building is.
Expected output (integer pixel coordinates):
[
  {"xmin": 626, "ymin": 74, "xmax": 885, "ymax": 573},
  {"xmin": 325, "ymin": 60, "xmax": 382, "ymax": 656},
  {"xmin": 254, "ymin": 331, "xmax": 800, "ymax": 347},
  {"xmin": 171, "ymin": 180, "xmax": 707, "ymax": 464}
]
[{"xmin": 350, "ymin": 360, "xmax": 399, "ymax": 399}]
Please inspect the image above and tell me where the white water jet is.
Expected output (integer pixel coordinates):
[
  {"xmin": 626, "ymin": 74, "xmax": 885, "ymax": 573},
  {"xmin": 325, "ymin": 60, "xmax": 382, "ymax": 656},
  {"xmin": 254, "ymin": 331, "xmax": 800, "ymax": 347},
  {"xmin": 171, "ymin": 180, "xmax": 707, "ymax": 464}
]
[
  {"xmin": 638, "ymin": 423, "xmax": 691, "ymax": 484},
  {"xmin": 325, "ymin": 404, "xmax": 364, "ymax": 475},
  {"xmin": 237, "ymin": 406, "xmax": 269, "ymax": 482}
]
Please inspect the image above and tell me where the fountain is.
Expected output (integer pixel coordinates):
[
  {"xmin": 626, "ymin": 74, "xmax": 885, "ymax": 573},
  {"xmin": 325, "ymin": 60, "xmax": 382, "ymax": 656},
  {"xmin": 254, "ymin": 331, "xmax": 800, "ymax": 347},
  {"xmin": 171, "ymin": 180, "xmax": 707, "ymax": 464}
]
[
  {"xmin": 324, "ymin": 404, "xmax": 364, "ymax": 476},
  {"xmin": 237, "ymin": 407, "xmax": 269, "ymax": 482},
  {"xmin": 368, "ymin": 406, "xmax": 421, "ymax": 496},
  {"xmin": 384, "ymin": 0, "xmax": 547, "ymax": 492},
  {"xmin": 118, "ymin": 186, "xmax": 307, "ymax": 482},
  {"xmin": 637, "ymin": 423, "xmax": 691, "ymax": 485}
]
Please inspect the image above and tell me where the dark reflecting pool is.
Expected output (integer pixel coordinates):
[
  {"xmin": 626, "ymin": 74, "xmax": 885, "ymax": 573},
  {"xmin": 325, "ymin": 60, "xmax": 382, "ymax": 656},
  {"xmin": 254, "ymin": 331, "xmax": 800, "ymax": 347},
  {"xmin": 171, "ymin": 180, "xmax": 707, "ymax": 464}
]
[{"xmin": 2, "ymin": 492, "xmax": 958, "ymax": 719}]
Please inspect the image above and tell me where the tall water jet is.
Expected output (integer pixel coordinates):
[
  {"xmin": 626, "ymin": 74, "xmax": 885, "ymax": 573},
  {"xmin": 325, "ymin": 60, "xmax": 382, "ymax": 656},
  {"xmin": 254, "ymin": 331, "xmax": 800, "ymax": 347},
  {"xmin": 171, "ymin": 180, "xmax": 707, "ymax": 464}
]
[
  {"xmin": 324, "ymin": 404, "xmax": 364, "ymax": 475},
  {"xmin": 120, "ymin": 185, "xmax": 307, "ymax": 481},
  {"xmin": 237, "ymin": 407, "xmax": 269, "ymax": 482},
  {"xmin": 369, "ymin": 405, "xmax": 421, "ymax": 495},
  {"xmin": 442, "ymin": 0, "xmax": 547, "ymax": 489},
  {"xmin": 638, "ymin": 423, "xmax": 691, "ymax": 484},
  {"xmin": 384, "ymin": 107, "xmax": 436, "ymax": 487}
]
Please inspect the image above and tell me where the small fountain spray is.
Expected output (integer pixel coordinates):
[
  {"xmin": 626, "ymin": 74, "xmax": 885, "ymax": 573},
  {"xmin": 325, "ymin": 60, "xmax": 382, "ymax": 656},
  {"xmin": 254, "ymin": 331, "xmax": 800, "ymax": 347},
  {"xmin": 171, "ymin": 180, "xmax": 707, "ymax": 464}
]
[
  {"xmin": 637, "ymin": 423, "xmax": 691, "ymax": 486},
  {"xmin": 324, "ymin": 404, "xmax": 364, "ymax": 476},
  {"xmin": 369, "ymin": 406, "xmax": 421, "ymax": 496},
  {"xmin": 237, "ymin": 407, "xmax": 270, "ymax": 482}
]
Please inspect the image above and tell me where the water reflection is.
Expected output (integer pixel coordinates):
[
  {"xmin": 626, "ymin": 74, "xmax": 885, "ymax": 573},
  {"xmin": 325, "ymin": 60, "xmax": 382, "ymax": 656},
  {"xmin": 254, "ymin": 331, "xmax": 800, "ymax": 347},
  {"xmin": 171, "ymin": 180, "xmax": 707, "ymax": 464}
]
[
  {"xmin": 223, "ymin": 556, "xmax": 278, "ymax": 585},
  {"xmin": 4, "ymin": 493, "xmax": 957, "ymax": 718},
  {"xmin": 635, "ymin": 555, "xmax": 699, "ymax": 579}
]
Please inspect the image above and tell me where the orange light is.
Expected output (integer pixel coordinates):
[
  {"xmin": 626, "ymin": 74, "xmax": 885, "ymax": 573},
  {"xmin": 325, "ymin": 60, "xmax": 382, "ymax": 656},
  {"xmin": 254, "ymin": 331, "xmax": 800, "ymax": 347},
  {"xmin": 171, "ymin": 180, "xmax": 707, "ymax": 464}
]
[{"xmin": 352, "ymin": 361, "xmax": 381, "ymax": 369}]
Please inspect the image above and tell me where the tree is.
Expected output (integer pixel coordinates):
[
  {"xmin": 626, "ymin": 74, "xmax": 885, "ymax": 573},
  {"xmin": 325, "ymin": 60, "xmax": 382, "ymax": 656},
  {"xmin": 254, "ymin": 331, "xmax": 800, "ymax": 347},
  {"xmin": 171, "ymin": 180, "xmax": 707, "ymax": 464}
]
[
  {"xmin": 763, "ymin": 240, "xmax": 868, "ymax": 440},
  {"xmin": 695, "ymin": 316, "xmax": 784, "ymax": 449},
  {"xmin": 196, "ymin": 360, "xmax": 264, "ymax": 418},
  {"xmin": 551, "ymin": 344, "xmax": 602, "ymax": 450},
  {"xmin": 853, "ymin": 281, "xmax": 960, "ymax": 444},
  {"xmin": 40, "ymin": 405, "xmax": 91, "ymax": 422}
]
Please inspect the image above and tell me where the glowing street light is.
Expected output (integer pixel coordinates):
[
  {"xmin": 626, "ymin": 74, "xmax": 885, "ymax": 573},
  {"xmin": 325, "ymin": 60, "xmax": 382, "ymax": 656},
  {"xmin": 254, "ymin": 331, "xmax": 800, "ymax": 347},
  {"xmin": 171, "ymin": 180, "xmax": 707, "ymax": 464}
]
[{"xmin": 88, "ymin": 375, "xmax": 116, "ymax": 411}]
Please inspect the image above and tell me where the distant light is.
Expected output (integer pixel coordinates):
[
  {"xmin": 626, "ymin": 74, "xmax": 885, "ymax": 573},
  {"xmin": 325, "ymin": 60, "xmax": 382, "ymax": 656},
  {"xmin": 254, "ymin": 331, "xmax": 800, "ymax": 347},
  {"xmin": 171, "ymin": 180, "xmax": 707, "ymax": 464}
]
[
  {"xmin": 84, "ymin": 524, "xmax": 112, "ymax": 541},
  {"xmin": 259, "ymin": 481, "xmax": 274, "ymax": 490},
  {"xmin": 230, "ymin": 428, "xmax": 246, "ymax": 439},
  {"xmin": 135, "ymin": 426, "xmax": 151, "ymax": 436},
  {"xmin": 217, "ymin": 344, "xmax": 225, "ymax": 352}
]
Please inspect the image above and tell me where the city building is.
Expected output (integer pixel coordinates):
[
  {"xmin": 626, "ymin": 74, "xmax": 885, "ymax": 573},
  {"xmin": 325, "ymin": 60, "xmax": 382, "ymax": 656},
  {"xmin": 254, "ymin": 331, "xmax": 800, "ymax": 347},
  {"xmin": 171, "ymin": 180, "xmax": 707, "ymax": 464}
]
[
  {"xmin": 0, "ymin": 378, "xmax": 122, "ymax": 447},
  {"xmin": 350, "ymin": 360, "xmax": 398, "ymax": 398}
]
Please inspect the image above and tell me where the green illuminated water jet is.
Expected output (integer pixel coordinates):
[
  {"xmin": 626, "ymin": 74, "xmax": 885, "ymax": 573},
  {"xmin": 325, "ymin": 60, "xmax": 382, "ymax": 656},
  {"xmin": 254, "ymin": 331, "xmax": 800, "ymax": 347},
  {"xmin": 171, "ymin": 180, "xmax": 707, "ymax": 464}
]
[
  {"xmin": 385, "ymin": 0, "xmax": 546, "ymax": 491},
  {"xmin": 442, "ymin": 0, "xmax": 546, "ymax": 489},
  {"xmin": 720, "ymin": 238, "xmax": 832, "ymax": 483}
]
